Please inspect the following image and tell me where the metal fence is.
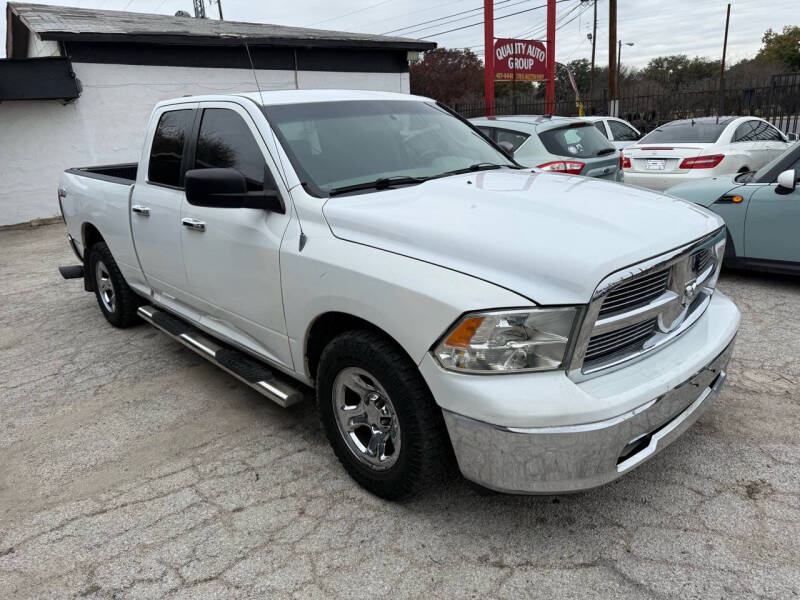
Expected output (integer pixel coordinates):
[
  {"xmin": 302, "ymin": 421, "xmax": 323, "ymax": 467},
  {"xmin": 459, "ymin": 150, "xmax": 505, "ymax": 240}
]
[{"xmin": 452, "ymin": 72, "xmax": 800, "ymax": 134}]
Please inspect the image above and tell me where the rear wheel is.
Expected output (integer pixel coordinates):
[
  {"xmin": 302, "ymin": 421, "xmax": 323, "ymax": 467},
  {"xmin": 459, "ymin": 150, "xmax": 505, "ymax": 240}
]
[
  {"xmin": 87, "ymin": 242, "xmax": 141, "ymax": 328},
  {"xmin": 316, "ymin": 329, "xmax": 451, "ymax": 499}
]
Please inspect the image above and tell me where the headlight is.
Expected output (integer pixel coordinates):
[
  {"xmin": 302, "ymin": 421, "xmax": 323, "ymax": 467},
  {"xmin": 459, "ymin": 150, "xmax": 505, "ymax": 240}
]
[{"xmin": 433, "ymin": 307, "xmax": 578, "ymax": 374}]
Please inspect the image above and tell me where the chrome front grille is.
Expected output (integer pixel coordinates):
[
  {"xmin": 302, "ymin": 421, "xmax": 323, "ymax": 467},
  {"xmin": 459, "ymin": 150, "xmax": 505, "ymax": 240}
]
[
  {"xmin": 692, "ymin": 248, "xmax": 712, "ymax": 274},
  {"xmin": 570, "ymin": 228, "xmax": 726, "ymax": 379},
  {"xmin": 597, "ymin": 269, "xmax": 670, "ymax": 318},
  {"xmin": 584, "ymin": 319, "xmax": 657, "ymax": 362}
]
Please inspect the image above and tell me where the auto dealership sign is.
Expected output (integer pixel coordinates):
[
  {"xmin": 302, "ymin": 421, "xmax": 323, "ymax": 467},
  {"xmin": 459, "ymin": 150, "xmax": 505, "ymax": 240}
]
[{"xmin": 493, "ymin": 38, "xmax": 547, "ymax": 82}]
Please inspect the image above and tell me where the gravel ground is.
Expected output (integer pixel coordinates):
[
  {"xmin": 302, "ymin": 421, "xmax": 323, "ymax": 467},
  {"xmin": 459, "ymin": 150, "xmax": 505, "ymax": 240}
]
[{"xmin": 1, "ymin": 224, "xmax": 799, "ymax": 599}]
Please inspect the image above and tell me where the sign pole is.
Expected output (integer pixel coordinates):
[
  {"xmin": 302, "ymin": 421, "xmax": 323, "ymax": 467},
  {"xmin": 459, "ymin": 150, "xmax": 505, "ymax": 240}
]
[
  {"xmin": 545, "ymin": 0, "xmax": 556, "ymax": 114},
  {"xmin": 484, "ymin": 0, "xmax": 495, "ymax": 117}
]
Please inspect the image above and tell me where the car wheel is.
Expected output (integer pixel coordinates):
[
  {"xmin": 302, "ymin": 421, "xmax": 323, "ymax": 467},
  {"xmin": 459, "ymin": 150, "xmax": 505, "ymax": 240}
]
[
  {"xmin": 87, "ymin": 242, "xmax": 141, "ymax": 328},
  {"xmin": 316, "ymin": 329, "xmax": 452, "ymax": 499}
]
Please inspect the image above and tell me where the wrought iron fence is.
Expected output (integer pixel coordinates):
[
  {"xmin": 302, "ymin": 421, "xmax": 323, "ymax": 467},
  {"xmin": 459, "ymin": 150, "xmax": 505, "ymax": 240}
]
[{"xmin": 452, "ymin": 73, "xmax": 800, "ymax": 134}]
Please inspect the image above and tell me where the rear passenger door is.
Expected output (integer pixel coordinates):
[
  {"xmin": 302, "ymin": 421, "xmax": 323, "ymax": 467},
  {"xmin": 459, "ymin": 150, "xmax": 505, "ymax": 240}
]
[
  {"xmin": 132, "ymin": 103, "xmax": 197, "ymax": 302},
  {"xmin": 179, "ymin": 102, "xmax": 294, "ymax": 368}
]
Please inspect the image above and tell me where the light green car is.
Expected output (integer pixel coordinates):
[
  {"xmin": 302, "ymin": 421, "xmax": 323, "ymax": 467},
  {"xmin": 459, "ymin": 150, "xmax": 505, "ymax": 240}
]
[{"xmin": 667, "ymin": 142, "xmax": 800, "ymax": 275}]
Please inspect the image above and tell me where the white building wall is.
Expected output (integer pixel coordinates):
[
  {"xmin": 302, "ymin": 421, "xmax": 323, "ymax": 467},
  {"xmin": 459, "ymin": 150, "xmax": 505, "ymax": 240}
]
[
  {"xmin": 0, "ymin": 62, "xmax": 409, "ymax": 226},
  {"xmin": 27, "ymin": 36, "xmax": 59, "ymax": 57}
]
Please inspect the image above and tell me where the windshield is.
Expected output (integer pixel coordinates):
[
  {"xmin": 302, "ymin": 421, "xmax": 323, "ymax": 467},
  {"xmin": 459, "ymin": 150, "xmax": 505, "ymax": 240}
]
[
  {"xmin": 751, "ymin": 142, "xmax": 800, "ymax": 183},
  {"xmin": 639, "ymin": 121, "xmax": 726, "ymax": 144},
  {"xmin": 538, "ymin": 123, "xmax": 615, "ymax": 158},
  {"xmin": 263, "ymin": 100, "xmax": 515, "ymax": 194}
]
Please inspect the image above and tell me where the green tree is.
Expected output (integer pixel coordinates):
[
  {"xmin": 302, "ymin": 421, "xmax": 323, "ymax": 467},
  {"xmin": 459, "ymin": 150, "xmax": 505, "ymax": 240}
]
[
  {"xmin": 409, "ymin": 48, "xmax": 484, "ymax": 104},
  {"xmin": 758, "ymin": 26, "xmax": 800, "ymax": 70},
  {"xmin": 641, "ymin": 55, "xmax": 718, "ymax": 89}
]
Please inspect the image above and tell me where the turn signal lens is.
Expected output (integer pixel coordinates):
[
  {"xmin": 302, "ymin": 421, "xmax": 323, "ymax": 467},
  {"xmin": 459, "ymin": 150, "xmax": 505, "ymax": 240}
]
[
  {"xmin": 679, "ymin": 154, "xmax": 725, "ymax": 169},
  {"xmin": 444, "ymin": 316, "xmax": 484, "ymax": 348},
  {"xmin": 434, "ymin": 308, "xmax": 578, "ymax": 373},
  {"xmin": 537, "ymin": 161, "xmax": 585, "ymax": 175},
  {"xmin": 732, "ymin": 195, "xmax": 743, "ymax": 203}
]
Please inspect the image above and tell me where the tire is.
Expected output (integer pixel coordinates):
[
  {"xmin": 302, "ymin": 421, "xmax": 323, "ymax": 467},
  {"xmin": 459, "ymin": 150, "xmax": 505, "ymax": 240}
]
[
  {"xmin": 87, "ymin": 242, "xmax": 141, "ymax": 328},
  {"xmin": 316, "ymin": 329, "xmax": 451, "ymax": 500}
]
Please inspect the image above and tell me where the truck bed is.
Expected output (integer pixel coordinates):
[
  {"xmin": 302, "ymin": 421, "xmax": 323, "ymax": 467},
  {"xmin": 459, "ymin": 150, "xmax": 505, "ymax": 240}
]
[{"xmin": 65, "ymin": 163, "xmax": 138, "ymax": 184}]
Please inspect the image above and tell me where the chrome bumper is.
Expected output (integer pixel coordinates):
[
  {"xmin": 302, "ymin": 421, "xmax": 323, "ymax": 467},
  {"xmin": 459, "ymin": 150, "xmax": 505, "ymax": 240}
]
[{"xmin": 442, "ymin": 340, "xmax": 734, "ymax": 494}]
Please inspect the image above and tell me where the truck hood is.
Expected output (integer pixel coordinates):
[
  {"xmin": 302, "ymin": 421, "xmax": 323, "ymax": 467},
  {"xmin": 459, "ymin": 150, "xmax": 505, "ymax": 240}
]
[
  {"xmin": 666, "ymin": 175, "xmax": 743, "ymax": 207},
  {"xmin": 322, "ymin": 170, "xmax": 723, "ymax": 304}
]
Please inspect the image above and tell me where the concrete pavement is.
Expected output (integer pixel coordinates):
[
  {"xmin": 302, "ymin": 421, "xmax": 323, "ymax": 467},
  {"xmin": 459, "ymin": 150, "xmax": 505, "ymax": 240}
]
[{"xmin": 1, "ymin": 224, "xmax": 798, "ymax": 599}]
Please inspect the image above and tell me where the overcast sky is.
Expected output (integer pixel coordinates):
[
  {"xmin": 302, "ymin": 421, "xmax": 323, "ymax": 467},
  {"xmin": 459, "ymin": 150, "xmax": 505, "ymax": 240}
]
[{"xmin": 3, "ymin": 0, "xmax": 796, "ymax": 67}]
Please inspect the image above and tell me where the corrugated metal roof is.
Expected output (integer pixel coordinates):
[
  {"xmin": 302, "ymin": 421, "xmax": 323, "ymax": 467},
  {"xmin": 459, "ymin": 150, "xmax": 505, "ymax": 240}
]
[{"xmin": 7, "ymin": 2, "xmax": 436, "ymax": 51}]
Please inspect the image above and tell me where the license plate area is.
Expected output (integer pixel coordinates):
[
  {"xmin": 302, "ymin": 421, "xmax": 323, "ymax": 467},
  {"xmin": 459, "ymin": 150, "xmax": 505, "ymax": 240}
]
[{"xmin": 646, "ymin": 159, "xmax": 666, "ymax": 170}]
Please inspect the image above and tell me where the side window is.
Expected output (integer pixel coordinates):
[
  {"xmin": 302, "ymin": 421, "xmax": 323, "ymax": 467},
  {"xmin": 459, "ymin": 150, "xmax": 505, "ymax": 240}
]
[
  {"xmin": 477, "ymin": 126, "xmax": 497, "ymax": 142},
  {"xmin": 593, "ymin": 121, "xmax": 608, "ymax": 138},
  {"xmin": 609, "ymin": 120, "xmax": 639, "ymax": 141},
  {"xmin": 195, "ymin": 108, "xmax": 276, "ymax": 192},
  {"xmin": 756, "ymin": 123, "xmax": 785, "ymax": 141},
  {"xmin": 733, "ymin": 121, "xmax": 758, "ymax": 142},
  {"xmin": 148, "ymin": 109, "xmax": 194, "ymax": 187},
  {"xmin": 495, "ymin": 128, "xmax": 530, "ymax": 151}
]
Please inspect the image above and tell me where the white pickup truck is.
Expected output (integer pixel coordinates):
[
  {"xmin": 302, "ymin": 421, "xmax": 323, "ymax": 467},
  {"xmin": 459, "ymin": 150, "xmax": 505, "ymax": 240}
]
[{"xmin": 58, "ymin": 90, "xmax": 740, "ymax": 499}]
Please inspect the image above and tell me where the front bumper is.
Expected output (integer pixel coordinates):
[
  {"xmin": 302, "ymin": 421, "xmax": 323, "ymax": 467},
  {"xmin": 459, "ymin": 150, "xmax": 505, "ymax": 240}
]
[{"xmin": 442, "ymin": 340, "xmax": 733, "ymax": 494}]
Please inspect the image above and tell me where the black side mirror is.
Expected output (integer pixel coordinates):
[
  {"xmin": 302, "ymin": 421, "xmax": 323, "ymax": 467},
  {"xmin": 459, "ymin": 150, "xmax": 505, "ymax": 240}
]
[
  {"xmin": 498, "ymin": 140, "xmax": 515, "ymax": 157},
  {"xmin": 184, "ymin": 168, "xmax": 285, "ymax": 213}
]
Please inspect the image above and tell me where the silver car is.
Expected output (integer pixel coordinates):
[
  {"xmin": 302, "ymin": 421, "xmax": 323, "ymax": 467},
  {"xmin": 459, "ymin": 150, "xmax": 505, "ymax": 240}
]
[{"xmin": 471, "ymin": 115, "xmax": 622, "ymax": 180}]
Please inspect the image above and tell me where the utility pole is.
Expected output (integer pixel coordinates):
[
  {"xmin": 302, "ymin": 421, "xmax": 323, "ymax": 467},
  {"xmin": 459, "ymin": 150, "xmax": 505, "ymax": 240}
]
[
  {"xmin": 719, "ymin": 3, "xmax": 731, "ymax": 118},
  {"xmin": 483, "ymin": 0, "xmax": 494, "ymax": 117},
  {"xmin": 545, "ymin": 0, "xmax": 556, "ymax": 114},
  {"xmin": 608, "ymin": 0, "xmax": 617, "ymax": 116},
  {"xmin": 589, "ymin": 0, "xmax": 597, "ymax": 106}
]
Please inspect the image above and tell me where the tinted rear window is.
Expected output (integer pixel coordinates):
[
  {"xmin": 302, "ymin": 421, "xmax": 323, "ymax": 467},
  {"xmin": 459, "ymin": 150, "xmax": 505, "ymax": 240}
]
[
  {"xmin": 538, "ymin": 124, "xmax": 614, "ymax": 158},
  {"xmin": 148, "ymin": 109, "xmax": 194, "ymax": 187},
  {"xmin": 640, "ymin": 121, "xmax": 726, "ymax": 144}
]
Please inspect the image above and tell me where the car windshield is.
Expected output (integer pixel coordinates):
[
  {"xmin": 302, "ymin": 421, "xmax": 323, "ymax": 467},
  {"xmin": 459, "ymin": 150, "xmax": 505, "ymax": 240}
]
[
  {"xmin": 537, "ymin": 123, "xmax": 615, "ymax": 158},
  {"xmin": 751, "ymin": 143, "xmax": 800, "ymax": 183},
  {"xmin": 263, "ymin": 100, "xmax": 516, "ymax": 194},
  {"xmin": 639, "ymin": 121, "xmax": 726, "ymax": 144}
]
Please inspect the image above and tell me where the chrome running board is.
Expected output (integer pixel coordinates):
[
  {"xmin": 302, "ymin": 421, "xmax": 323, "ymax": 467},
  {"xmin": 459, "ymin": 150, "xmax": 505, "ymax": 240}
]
[{"xmin": 137, "ymin": 305, "xmax": 304, "ymax": 408}]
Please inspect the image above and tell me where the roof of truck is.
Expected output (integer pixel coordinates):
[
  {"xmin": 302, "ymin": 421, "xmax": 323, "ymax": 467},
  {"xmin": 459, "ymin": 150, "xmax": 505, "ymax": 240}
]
[{"xmin": 158, "ymin": 90, "xmax": 433, "ymax": 108}]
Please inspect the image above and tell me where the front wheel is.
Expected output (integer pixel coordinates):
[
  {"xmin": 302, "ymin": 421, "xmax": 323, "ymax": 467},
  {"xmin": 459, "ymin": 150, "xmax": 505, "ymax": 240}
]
[
  {"xmin": 316, "ymin": 330, "xmax": 451, "ymax": 499},
  {"xmin": 87, "ymin": 242, "xmax": 141, "ymax": 328}
]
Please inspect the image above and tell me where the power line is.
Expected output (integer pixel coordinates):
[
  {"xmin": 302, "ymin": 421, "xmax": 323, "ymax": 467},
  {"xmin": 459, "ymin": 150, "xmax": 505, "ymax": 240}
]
[
  {"xmin": 383, "ymin": 0, "xmax": 534, "ymax": 36},
  {"xmin": 308, "ymin": 0, "xmax": 395, "ymax": 28},
  {"xmin": 359, "ymin": 0, "xmax": 466, "ymax": 29},
  {"xmin": 464, "ymin": 0, "xmax": 582, "ymax": 48},
  {"xmin": 514, "ymin": 0, "xmax": 583, "ymax": 39},
  {"xmin": 420, "ymin": 0, "xmax": 574, "ymax": 39}
]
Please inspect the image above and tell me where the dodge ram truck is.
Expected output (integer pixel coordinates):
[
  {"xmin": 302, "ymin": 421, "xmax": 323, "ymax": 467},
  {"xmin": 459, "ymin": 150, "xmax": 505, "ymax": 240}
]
[{"xmin": 58, "ymin": 90, "xmax": 740, "ymax": 499}]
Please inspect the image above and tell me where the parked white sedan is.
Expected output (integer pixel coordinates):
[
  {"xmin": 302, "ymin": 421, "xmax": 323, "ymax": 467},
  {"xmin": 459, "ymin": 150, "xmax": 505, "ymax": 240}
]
[
  {"xmin": 580, "ymin": 116, "xmax": 641, "ymax": 149},
  {"xmin": 622, "ymin": 116, "xmax": 795, "ymax": 191}
]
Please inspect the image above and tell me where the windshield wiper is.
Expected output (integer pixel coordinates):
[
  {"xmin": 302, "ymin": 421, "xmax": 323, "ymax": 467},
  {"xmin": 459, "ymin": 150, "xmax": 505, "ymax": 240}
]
[
  {"xmin": 595, "ymin": 148, "xmax": 616, "ymax": 156},
  {"xmin": 328, "ymin": 176, "xmax": 428, "ymax": 196},
  {"xmin": 435, "ymin": 162, "xmax": 517, "ymax": 178}
]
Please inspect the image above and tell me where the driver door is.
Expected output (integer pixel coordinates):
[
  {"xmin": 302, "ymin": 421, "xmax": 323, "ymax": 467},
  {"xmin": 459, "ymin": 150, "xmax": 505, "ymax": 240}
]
[
  {"xmin": 180, "ymin": 102, "xmax": 294, "ymax": 368},
  {"xmin": 745, "ymin": 165, "xmax": 800, "ymax": 263}
]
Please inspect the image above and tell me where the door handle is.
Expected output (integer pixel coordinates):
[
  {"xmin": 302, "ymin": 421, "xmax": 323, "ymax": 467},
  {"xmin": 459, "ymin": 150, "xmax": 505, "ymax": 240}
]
[
  {"xmin": 131, "ymin": 204, "xmax": 150, "ymax": 216},
  {"xmin": 182, "ymin": 218, "xmax": 206, "ymax": 232}
]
